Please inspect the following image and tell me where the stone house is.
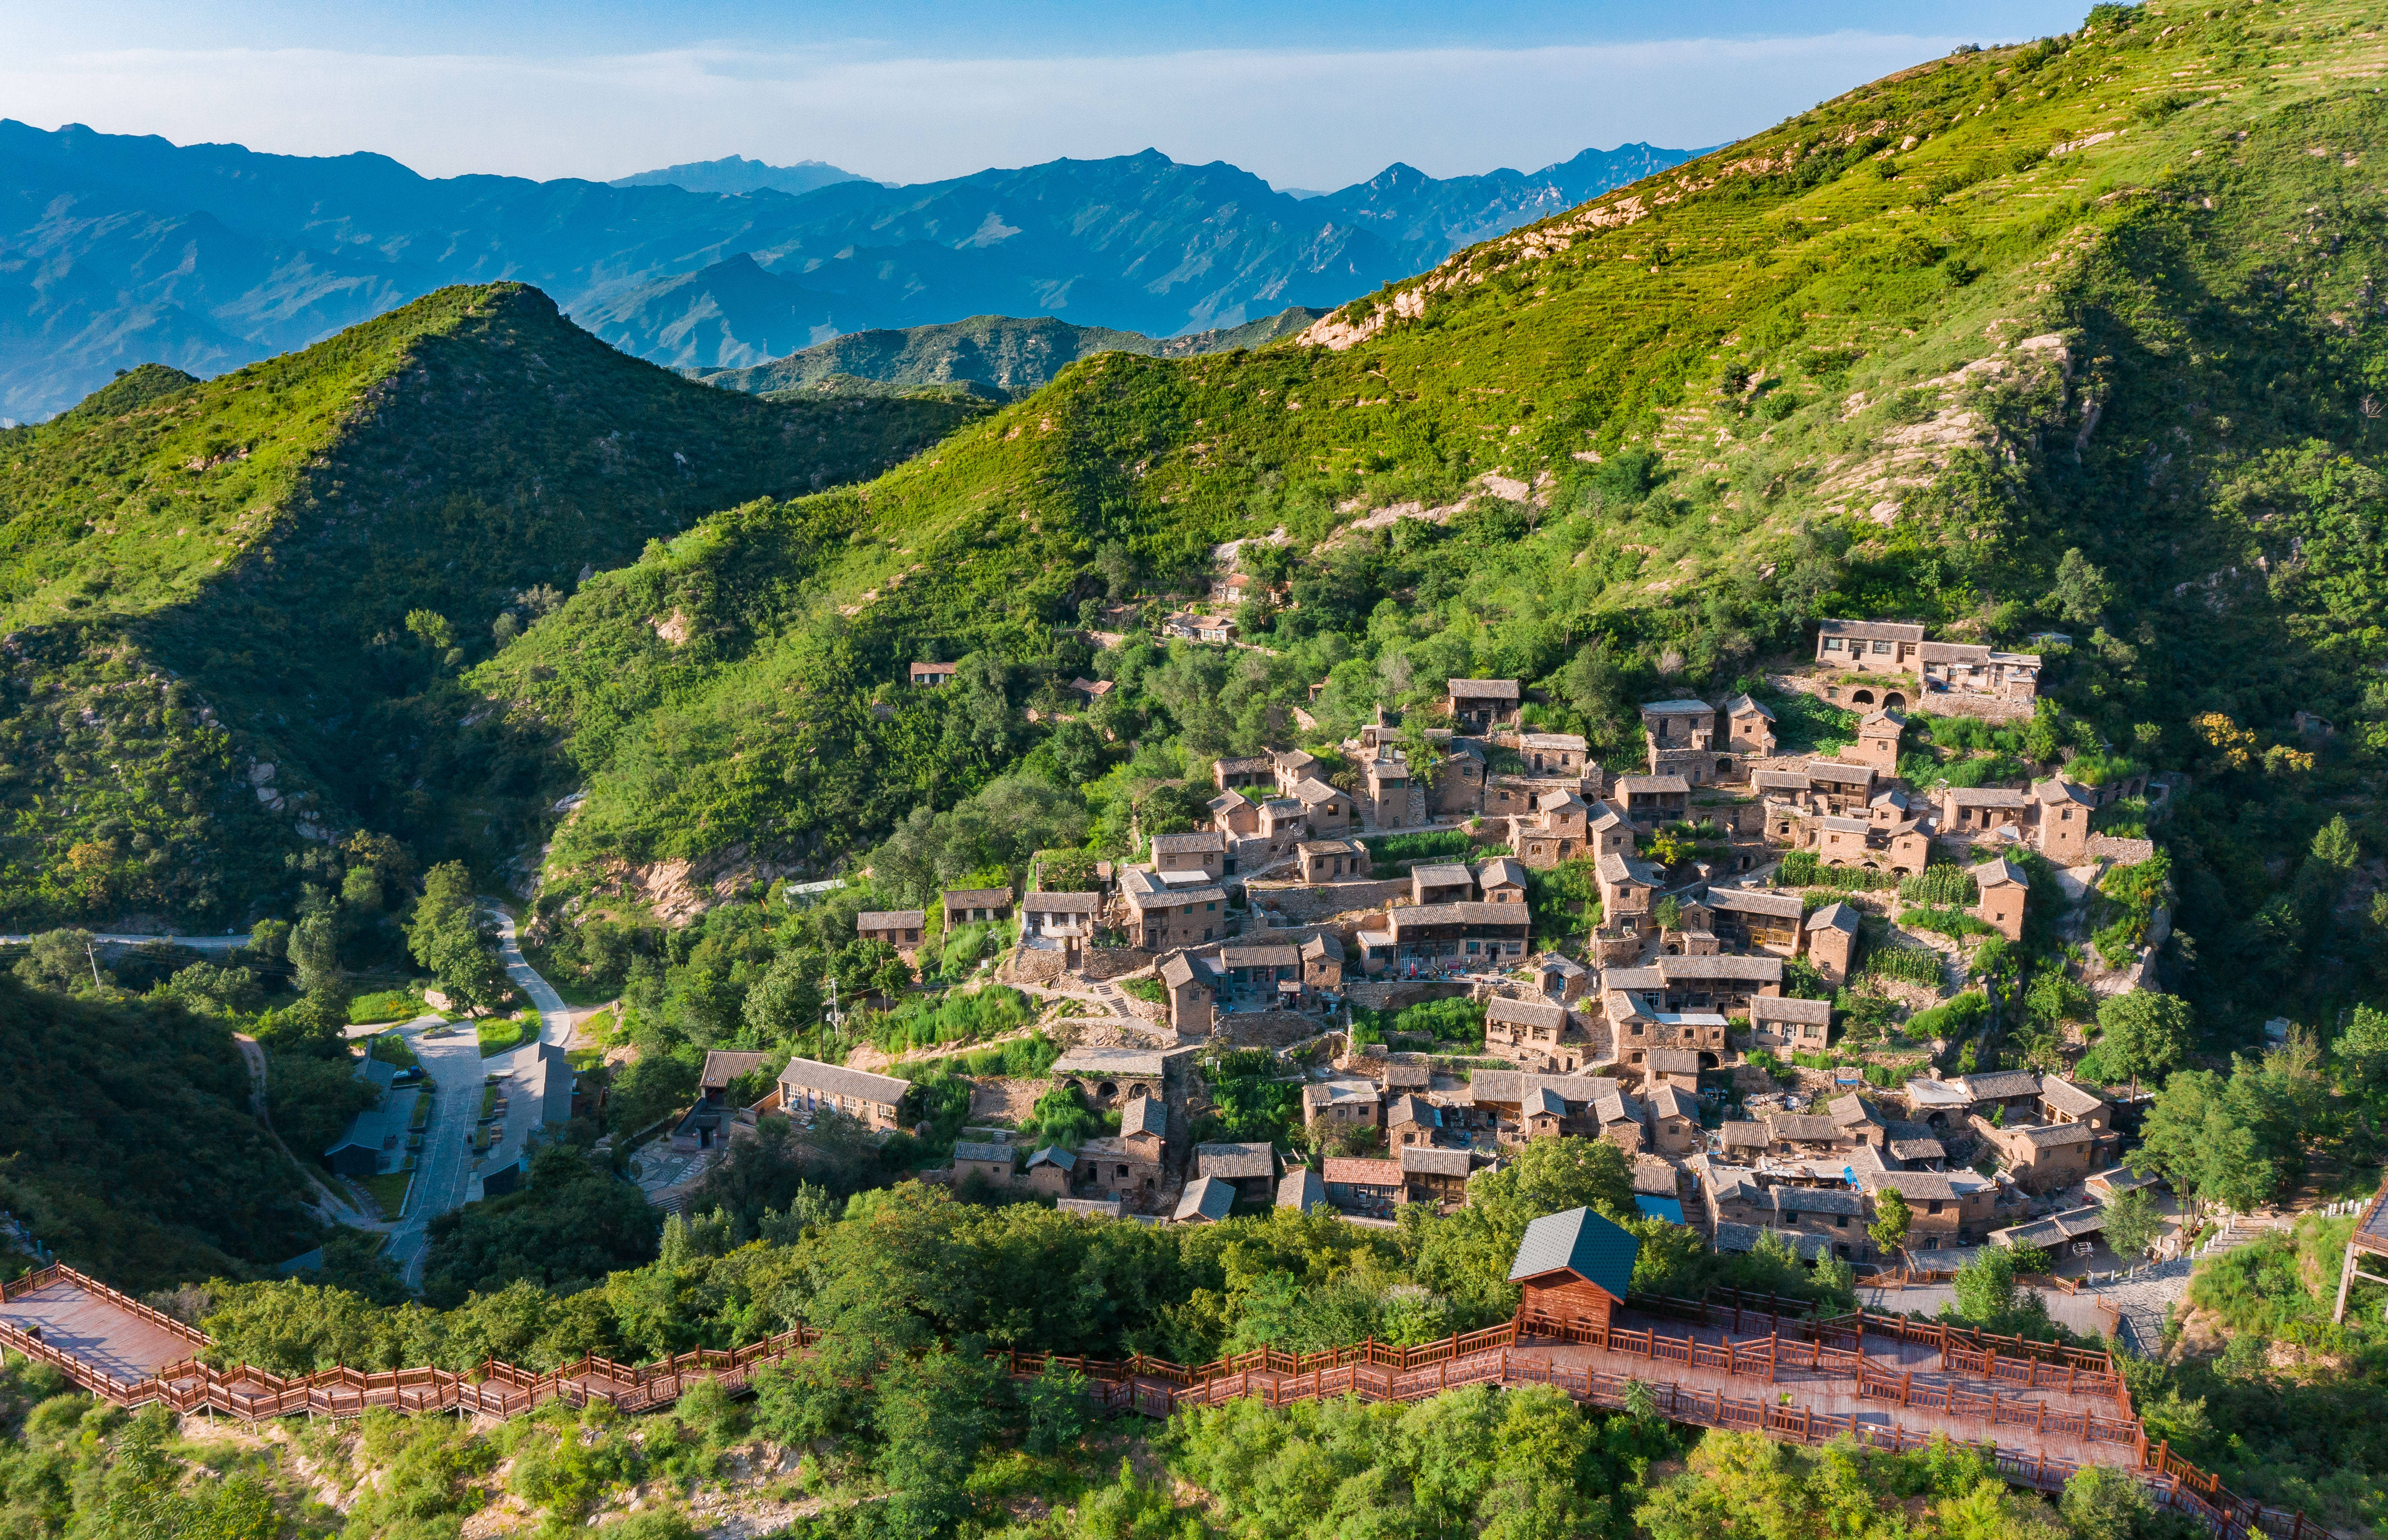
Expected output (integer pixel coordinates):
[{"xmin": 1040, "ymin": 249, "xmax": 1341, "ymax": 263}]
[
  {"xmin": 1385, "ymin": 1094, "xmax": 1444, "ymax": 1147},
  {"xmin": 909, "ymin": 661, "xmax": 960, "ymax": 686},
  {"xmin": 1214, "ymin": 756, "xmax": 1274, "ymax": 792},
  {"xmin": 1594, "ymin": 853, "xmax": 1660, "ymax": 930},
  {"xmin": 1638, "ymin": 1046, "xmax": 1703, "ymax": 1094},
  {"xmin": 1052, "ymin": 1047, "xmax": 1167, "ymax": 1106},
  {"xmin": 1476, "ymin": 856, "xmax": 1528, "ymax": 905},
  {"xmin": 1644, "ymin": 953, "xmax": 1784, "ymax": 1016},
  {"xmin": 1936, "ymin": 786, "xmax": 2032, "ymax": 838},
  {"xmin": 1604, "ymin": 987, "xmax": 1730, "ymax": 1072},
  {"xmin": 1158, "ymin": 952, "xmax": 1216, "ymax": 1036},
  {"xmin": 1798, "ymin": 760, "xmax": 1878, "ymax": 815},
  {"xmin": 1746, "ymin": 993, "xmax": 1833, "ymax": 1052},
  {"xmin": 1360, "ymin": 750, "xmax": 1416, "ymax": 829},
  {"xmin": 1484, "ymin": 995, "xmax": 1578, "ymax": 1069},
  {"xmin": 1446, "ymin": 678, "xmax": 1521, "ymax": 732},
  {"xmin": 1586, "ymin": 1081, "xmax": 1648, "ymax": 1155},
  {"xmin": 1295, "ymin": 838, "xmax": 1370, "ymax": 882},
  {"xmin": 1196, "ymin": 1142, "xmax": 1279, "ymax": 1204},
  {"xmin": 1303, "ymin": 1078, "xmax": 1382, "ymax": 1129},
  {"xmin": 1721, "ymin": 694, "xmax": 1777, "ymax": 758},
  {"xmin": 779, "ymin": 1058, "xmax": 910, "ymax": 1132},
  {"xmin": 1401, "ymin": 1145, "xmax": 1475, "ymax": 1207},
  {"xmin": 1645, "ymin": 1082, "xmax": 1701, "ymax": 1155},
  {"xmin": 1209, "ymin": 790, "xmax": 1262, "ymax": 837},
  {"xmin": 1509, "ymin": 787, "xmax": 1591, "ymax": 868},
  {"xmin": 1019, "ymin": 890, "xmax": 1101, "ymax": 966},
  {"xmin": 1151, "ymin": 831, "xmax": 1227, "ymax": 881},
  {"xmin": 1704, "ymin": 887, "xmax": 1804, "ymax": 954},
  {"xmin": 1435, "ymin": 743, "xmax": 1488, "ymax": 815},
  {"xmin": 1814, "ymin": 619, "xmax": 1926, "ymax": 676},
  {"xmin": 1642, "ymin": 697, "xmax": 1733, "ymax": 785},
  {"xmin": 1277, "ymin": 1169, "xmax": 1329, "ymax": 1214},
  {"xmin": 1292, "ymin": 777, "xmax": 1354, "ymax": 833},
  {"xmin": 1848, "ymin": 711, "xmax": 1906, "ymax": 776},
  {"xmin": 1919, "ymin": 642, "xmax": 2042, "ymax": 703},
  {"xmin": 951, "ymin": 1140, "xmax": 1018, "ymax": 1188},
  {"xmin": 1173, "ymin": 1176, "xmax": 1236, "ymax": 1223},
  {"xmin": 669, "ymin": 1048, "xmax": 776, "ymax": 1153},
  {"xmin": 1614, "ymin": 775, "xmax": 1690, "ymax": 830},
  {"xmin": 1854, "ymin": 1160, "xmax": 1997, "ymax": 1251},
  {"xmin": 1969, "ymin": 857, "xmax": 2028, "ymax": 942},
  {"xmin": 1300, "ymin": 932, "xmax": 1347, "ymax": 995},
  {"xmin": 1412, "ymin": 862, "xmax": 1476, "ymax": 906},
  {"xmin": 1367, "ymin": 901, "xmax": 1532, "ymax": 972},
  {"xmin": 1827, "ymin": 1093, "xmax": 1888, "ymax": 1149},
  {"xmin": 2029, "ymin": 779, "xmax": 2097, "ymax": 865},
  {"xmin": 1763, "ymin": 1111, "xmax": 1853, "ymax": 1158},
  {"xmin": 857, "ymin": 909, "xmax": 925, "ymax": 956},
  {"xmin": 1466, "ymin": 1071, "xmax": 1624, "ymax": 1145},
  {"xmin": 1521, "ymin": 732, "xmax": 1590, "ymax": 778},
  {"xmin": 1484, "ymin": 776, "xmax": 1543, "ymax": 820},
  {"xmin": 1118, "ymin": 868, "xmax": 1228, "ymax": 950},
  {"xmin": 1975, "ymin": 1116, "xmax": 2096, "ymax": 1192},
  {"xmin": 941, "ymin": 888, "xmax": 1014, "ymax": 930},
  {"xmin": 1803, "ymin": 902, "xmax": 1860, "ymax": 985},
  {"xmin": 1324, "ymin": 1156, "xmax": 1406, "ymax": 1218},
  {"xmin": 1775, "ymin": 1186, "xmax": 1868, "ymax": 1259},
  {"xmin": 1587, "ymin": 801, "xmax": 1636, "ymax": 860}
]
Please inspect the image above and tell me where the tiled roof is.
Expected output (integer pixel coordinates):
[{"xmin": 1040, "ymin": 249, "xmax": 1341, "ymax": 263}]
[
  {"xmin": 1595, "ymin": 853, "xmax": 1661, "ymax": 886},
  {"xmin": 1486, "ymin": 995, "xmax": 1569, "ymax": 1033},
  {"xmin": 1943, "ymin": 787, "xmax": 2032, "ymax": 808},
  {"xmin": 1507, "ymin": 1207, "xmax": 1639, "ymax": 1297},
  {"xmin": 1277, "ymin": 1168, "xmax": 1328, "ymax": 1211},
  {"xmin": 1765, "ymin": 1113, "xmax": 1844, "ymax": 1145},
  {"xmin": 943, "ymin": 887, "xmax": 1013, "ymax": 907},
  {"xmin": 1615, "ymin": 775, "xmax": 1691, "ymax": 794},
  {"xmin": 1641, "ymin": 698, "xmax": 1715, "ymax": 715},
  {"xmin": 1056, "ymin": 1196, "xmax": 1123, "ymax": 1219},
  {"xmin": 952, "ymin": 1141, "xmax": 1015, "ymax": 1163},
  {"xmin": 1401, "ymin": 1145, "xmax": 1474, "ymax": 1177},
  {"xmin": 1751, "ymin": 995, "xmax": 1833, "ymax": 1024},
  {"xmin": 1706, "ymin": 887, "xmax": 1804, "ymax": 920},
  {"xmin": 1022, "ymin": 890, "xmax": 1103, "ymax": 912},
  {"xmin": 1412, "ymin": 862, "xmax": 1475, "ymax": 888},
  {"xmin": 1971, "ymin": 856, "xmax": 2028, "ymax": 887},
  {"xmin": 1919, "ymin": 641, "xmax": 1990, "ymax": 664},
  {"xmin": 1158, "ymin": 954, "xmax": 1201, "ymax": 988},
  {"xmin": 1447, "ymin": 678, "xmax": 1521, "ymax": 698},
  {"xmin": 858, "ymin": 910, "xmax": 925, "ymax": 929},
  {"xmin": 2006, "ymin": 1120, "xmax": 2094, "ymax": 1148},
  {"xmin": 1866, "ymin": 1169, "xmax": 1958, "ymax": 1200},
  {"xmin": 1646, "ymin": 1084, "xmax": 1699, "ymax": 1120},
  {"xmin": 1805, "ymin": 902, "xmax": 1860, "ymax": 934},
  {"xmin": 1524, "ymin": 1086, "xmax": 1567, "ymax": 1117},
  {"xmin": 1644, "ymin": 1047, "xmax": 1702, "ymax": 1075},
  {"xmin": 780, "ymin": 1056, "xmax": 910, "ymax": 1106},
  {"xmin": 1386, "ymin": 1094, "xmax": 1441, "ymax": 1127},
  {"xmin": 1776, "ymin": 1186, "xmax": 1864, "ymax": 1216},
  {"xmin": 1720, "ymin": 1120, "xmax": 1770, "ymax": 1148},
  {"xmin": 1324, "ymin": 1156, "xmax": 1404, "ymax": 1186},
  {"xmin": 1477, "ymin": 856, "xmax": 1529, "ymax": 888},
  {"xmin": 1804, "ymin": 761, "xmax": 1875, "ymax": 786},
  {"xmin": 1634, "ymin": 1155, "xmax": 1681, "ymax": 1195},
  {"xmin": 1387, "ymin": 902, "xmax": 1534, "ymax": 930},
  {"xmin": 1174, "ymin": 1176, "xmax": 1237, "ymax": 1222},
  {"xmin": 1121, "ymin": 1096, "xmax": 1169, "ymax": 1138},
  {"xmin": 2039, "ymin": 1076, "xmax": 2106, "ymax": 1117},
  {"xmin": 1152, "ymin": 831, "xmax": 1227, "ymax": 854},
  {"xmin": 1656, "ymin": 954, "xmax": 1784, "ymax": 982},
  {"xmin": 1816, "ymin": 618, "xmax": 1925, "ymax": 642},
  {"xmin": 699, "ymin": 1049, "xmax": 776, "ymax": 1091},
  {"xmin": 1197, "ymin": 1142, "xmax": 1277, "ymax": 1180},
  {"xmin": 1522, "ymin": 732, "xmax": 1588, "ymax": 751},
  {"xmin": 1721, "ymin": 693, "xmax": 1774, "ymax": 719},
  {"xmin": 1958, "ymin": 1068, "xmax": 2041, "ymax": 1100},
  {"xmin": 1220, "ymin": 943, "xmax": 1302, "ymax": 968},
  {"xmin": 1467, "ymin": 1071, "xmax": 1619, "ymax": 1106}
]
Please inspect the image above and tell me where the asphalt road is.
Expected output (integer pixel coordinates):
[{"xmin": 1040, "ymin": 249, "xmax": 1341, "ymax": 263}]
[{"xmin": 0, "ymin": 931, "xmax": 250, "ymax": 948}]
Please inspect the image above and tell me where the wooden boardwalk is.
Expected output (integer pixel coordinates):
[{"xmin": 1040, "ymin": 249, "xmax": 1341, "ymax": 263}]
[{"xmin": 0, "ymin": 1263, "xmax": 2316, "ymax": 1540}]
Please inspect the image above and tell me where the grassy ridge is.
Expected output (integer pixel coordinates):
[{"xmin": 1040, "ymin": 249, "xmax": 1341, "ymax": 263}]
[
  {"xmin": 483, "ymin": 1, "xmax": 2388, "ymax": 910},
  {"xmin": 0, "ymin": 285, "xmax": 983, "ymax": 925}
]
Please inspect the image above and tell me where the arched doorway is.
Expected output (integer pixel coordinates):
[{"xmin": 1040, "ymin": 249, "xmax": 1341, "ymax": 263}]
[
  {"xmin": 1850, "ymin": 687, "xmax": 1876, "ymax": 705},
  {"xmin": 1716, "ymin": 758, "xmax": 1733, "ymax": 777},
  {"xmin": 1883, "ymin": 691, "xmax": 1908, "ymax": 710}
]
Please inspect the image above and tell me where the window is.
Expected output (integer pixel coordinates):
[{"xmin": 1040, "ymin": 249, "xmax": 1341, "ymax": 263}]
[
  {"xmin": 1823, "ymin": 637, "xmax": 1844, "ymax": 652},
  {"xmin": 1872, "ymin": 641, "xmax": 1892, "ymax": 655},
  {"xmin": 1927, "ymin": 1200, "xmax": 1944, "ymax": 1214}
]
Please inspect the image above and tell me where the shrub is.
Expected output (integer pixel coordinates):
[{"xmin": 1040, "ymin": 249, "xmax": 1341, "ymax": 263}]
[
  {"xmin": 1862, "ymin": 946, "xmax": 1947, "ymax": 988},
  {"xmin": 1899, "ymin": 864, "xmax": 1978, "ymax": 905},
  {"xmin": 1776, "ymin": 851, "xmax": 1895, "ymax": 891}
]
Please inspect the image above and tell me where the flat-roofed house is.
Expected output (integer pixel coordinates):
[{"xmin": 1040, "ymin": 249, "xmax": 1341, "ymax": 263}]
[
  {"xmin": 1970, "ymin": 857, "xmax": 2028, "ymax": 942},
  {"xmin": 1446, "ymin": 678, "xmax": 1521, "ymax": 732},
  {"xmin": 941, "ymin": 888, "xmax": 1014, "ymax": 929},
  {"xmin": 780, "ymin": 1058, "xmax": 910, "ymax": 1131},
  {"xmin": 1324, "ymin": 1156, "xmax": 1405, "ymax": 1217},
  {"xmin": 1401, "ymin": 1145, "xmax": 1474, "ymax": 1207},
  {"xmin": 1814, "ymin": 618, "xmax": 1925, "ymax": 676},
  {"xmin": 1522, "ymin": 732, "xmax": 1589, "ymax": 778},
  {"xmin": 1052, "ymin": 1047, "xmax": 1167, "ymax": 1106},
  {"xmin": 1295, "ymin": 839, "xmax": 1370, "ymax": 882},
  {"xmin": 857, "ymin": 910, "xmax": 925, "ymax": 956},
  {"xmin": 1509, "ymin": 1206, "xmax": 1640, "ymax": 1333}
]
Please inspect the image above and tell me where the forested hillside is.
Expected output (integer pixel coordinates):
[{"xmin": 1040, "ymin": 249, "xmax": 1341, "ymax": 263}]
[
  {"xmin": 483, "ymin": 0, "xmax": 2388, "ymax": 1035},
  {"xmin": 0, "ymin": 285, "xmax": 979, "ymax": 927}
]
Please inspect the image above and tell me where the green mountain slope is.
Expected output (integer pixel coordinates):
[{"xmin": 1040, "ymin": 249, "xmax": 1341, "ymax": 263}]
[
  {"xmin": 697, "ymin": 306, "xmax": 1329, "ymax": 401},
  {"xmin": 482, "ymin": 0, "xmax": 2388, "ymax": 1033},
  {"xmin": 0, "ymin": 284, "xmax": 982, "ymax": 926},
  {"xmin": 0, "ymin": 975, "xmax": 318, "ymax": 1289}
]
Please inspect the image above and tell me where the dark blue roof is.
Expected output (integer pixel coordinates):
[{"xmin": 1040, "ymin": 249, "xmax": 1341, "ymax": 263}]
[{"xmin": 1507, "ymin": 1206, "xmax": 1640, "ymax": 1300}]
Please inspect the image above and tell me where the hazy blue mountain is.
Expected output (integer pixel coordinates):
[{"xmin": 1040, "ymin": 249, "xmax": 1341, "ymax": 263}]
[
  {"xmin": 608, "ymin": 155, "xmax": 871, "ymax": 197},
  {"xmin": 695, "ymin": 305, "xmax": 1326, "ymax": 399},
  {"xmin": 0, "ymin": 120, "xmax": 1694, "ymax": 420}
]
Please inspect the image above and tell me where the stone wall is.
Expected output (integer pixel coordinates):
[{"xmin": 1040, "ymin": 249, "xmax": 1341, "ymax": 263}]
[
  {"xmin": 1246, "ymin": 878, "xmax": 1411, "ymax": 925},
  {"xmin": 1079, "ymin": 946, "xmax": 1155, "ymax": 981}
]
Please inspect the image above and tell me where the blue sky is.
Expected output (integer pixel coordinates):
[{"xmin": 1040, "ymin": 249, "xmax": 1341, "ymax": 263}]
[{"xmin": 3, "ymin": 1, "xmax": 2093, "ymax": 188}]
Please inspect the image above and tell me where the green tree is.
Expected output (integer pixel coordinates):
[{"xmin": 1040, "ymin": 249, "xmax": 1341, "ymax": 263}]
[
  {"xmin": 1398, "ymin": 1137, "xmax": 1632, "ymax": 1314},
  {"xmin": 1868, "ymin": 1187, "xmax": 1913, "ymax": 1262},
  {"xmin": 2100, "ymin": 1187, "xmax": 2162, "ymax": 1263},
  {"xmin": 406, "ymin": 861, "xmax": 505, "ymax": 1012},
  {"xmin": 2336, "ymin": 1003, "xmax": 2388, "ymax": 1096},
  {"xmin": 741, "ymin": 949, "xmax": 825, "ymax": 1042},
  {"xmin": 2096, "ymin": 989, "xmax": 2193, "ymax": 1093},
  {"xmin": 12, "ymin": 928, "xmax": 104, "ymax": 994},
  {"xmin": 2045, "ymin": 546, "xmax": 2111, "ymax": 624},
  {"xmin": 288, "ymin": 910, "xmax": 345, "ymax": 995}
]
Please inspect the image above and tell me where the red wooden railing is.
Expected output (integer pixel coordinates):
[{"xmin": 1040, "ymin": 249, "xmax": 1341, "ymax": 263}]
[{"xmin": 0, "ymin": 1263, "xmax": 2314, "ymax": 1540}]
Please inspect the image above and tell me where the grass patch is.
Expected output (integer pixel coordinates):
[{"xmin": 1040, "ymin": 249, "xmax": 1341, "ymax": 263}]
[
  {"xmin": 347, "ymin": 987, "xmax": 422, "ymax": 1025},
  {"xmin": 362, "ymin": 1169, "xmax": 411, "ymax": 1220},
  {"xmin": 368, "ymin": 1030, "xmax": 421, "ymax": 1073},
  {"xmin": 479, "ymin": 1011, "xmax": 535, "ymax": 1058}
]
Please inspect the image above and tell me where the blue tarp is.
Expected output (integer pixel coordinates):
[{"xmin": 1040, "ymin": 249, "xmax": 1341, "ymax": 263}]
[{"xmin": 1634, "ymin": 1195, "xmax": 1686, "ymax": 1225}]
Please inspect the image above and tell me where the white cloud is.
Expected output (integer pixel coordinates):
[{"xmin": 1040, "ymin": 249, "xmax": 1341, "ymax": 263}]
[{"xmin": 1, "ymin": 31, "xmax": 1980, "ymax": 187}]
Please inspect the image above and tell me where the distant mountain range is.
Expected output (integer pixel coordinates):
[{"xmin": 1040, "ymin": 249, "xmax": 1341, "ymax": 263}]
[
  {"xmin": 694, "ymin": 306, "xmax": 1327, "ymax": 400},
  {"xmin": 607, "ymin": 154, "xmax": 872, "ymax": 198},
  {"xmin": 0, "ymin": 121, "xmax": 1696, "ymax": 420}
]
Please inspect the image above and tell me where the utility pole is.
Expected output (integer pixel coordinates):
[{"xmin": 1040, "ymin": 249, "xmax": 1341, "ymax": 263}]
[
  {"xmin": 825, "ymin": 977, "xmax": 844, "ymax": 1038},
  {"xmin": 85, "ymin": 938, "xmax": 103, "ymax": 992}
]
